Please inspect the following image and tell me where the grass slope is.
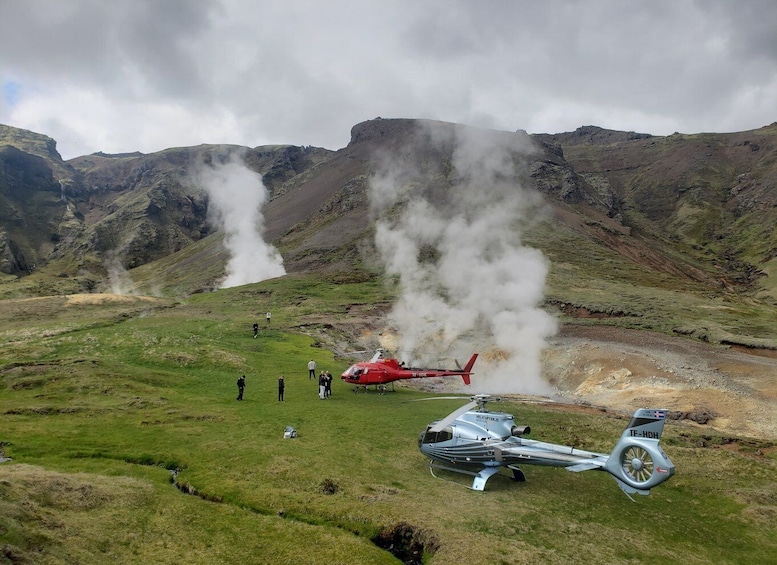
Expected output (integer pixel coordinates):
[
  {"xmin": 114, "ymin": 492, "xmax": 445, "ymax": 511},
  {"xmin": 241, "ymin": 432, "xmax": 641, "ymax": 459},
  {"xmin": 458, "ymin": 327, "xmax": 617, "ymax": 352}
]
[
  {"xmin": 526, "ymin": 212, "xmax": 777, "ymax": 347},
  {"xmin": 2, "ymin": 276, "xmax": 776, "ymax": 564}
]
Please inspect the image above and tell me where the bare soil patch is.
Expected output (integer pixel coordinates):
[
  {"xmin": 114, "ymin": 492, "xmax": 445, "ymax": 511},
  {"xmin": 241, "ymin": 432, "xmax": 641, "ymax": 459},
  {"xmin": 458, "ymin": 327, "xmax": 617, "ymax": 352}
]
[
  {"xmin": 544, "ymin": 325, "xmax": 777, "ymax": 439},
  {"xmin": 64, "ymin": 293, "xmax": 162, "ymax": 305}
]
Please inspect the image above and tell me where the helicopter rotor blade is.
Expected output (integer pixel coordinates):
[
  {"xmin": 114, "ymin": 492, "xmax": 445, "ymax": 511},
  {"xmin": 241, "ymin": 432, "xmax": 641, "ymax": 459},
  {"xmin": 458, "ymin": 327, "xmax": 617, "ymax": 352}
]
[
  {"xmin": 409, "ymin": 396, "xmax": 469, "ymax": 402},
  {"xmin": 429, "ymin": 400, "xmax": 479, "ymax": 433},
  {"xmin": 334, "ymin": 349, "xmax": 369, "ymax": 359}
]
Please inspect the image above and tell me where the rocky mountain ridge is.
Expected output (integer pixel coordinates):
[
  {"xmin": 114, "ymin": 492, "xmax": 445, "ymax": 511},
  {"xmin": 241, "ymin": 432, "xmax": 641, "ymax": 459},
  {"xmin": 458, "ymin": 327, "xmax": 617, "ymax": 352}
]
[{"xmin": 1, "ymin": 119, "xmax": 776, "ymax": 306}]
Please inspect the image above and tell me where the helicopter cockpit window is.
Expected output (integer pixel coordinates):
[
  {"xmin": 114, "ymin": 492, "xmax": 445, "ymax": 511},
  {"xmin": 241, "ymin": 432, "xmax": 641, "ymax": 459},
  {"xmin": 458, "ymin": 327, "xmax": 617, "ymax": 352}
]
[{"xmin": 422, "ymin": 427, "xmax": 453, "ymax": 443}]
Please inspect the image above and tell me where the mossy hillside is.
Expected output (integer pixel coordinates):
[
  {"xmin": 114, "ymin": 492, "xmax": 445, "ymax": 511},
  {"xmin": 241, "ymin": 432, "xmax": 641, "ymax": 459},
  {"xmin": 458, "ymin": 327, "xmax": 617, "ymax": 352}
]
[
  {"xmin": 525, "ymin": 215, "xmax": 777, "ymax": 346},
  {"xmin": 2, "ymin": 275, "xmax": 776, "ymax": 564}
]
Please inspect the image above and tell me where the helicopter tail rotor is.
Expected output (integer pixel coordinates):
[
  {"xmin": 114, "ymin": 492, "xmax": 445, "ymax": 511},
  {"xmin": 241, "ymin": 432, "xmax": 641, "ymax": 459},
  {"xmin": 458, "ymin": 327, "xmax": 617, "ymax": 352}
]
[{"xmin": 603, "ymin": 409, "xmax": 675, "ymax": 497}]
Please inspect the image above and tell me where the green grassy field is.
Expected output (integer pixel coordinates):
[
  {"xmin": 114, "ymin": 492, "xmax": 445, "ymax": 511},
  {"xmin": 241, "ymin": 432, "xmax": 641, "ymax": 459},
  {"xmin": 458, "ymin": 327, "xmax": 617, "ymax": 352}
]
[{"xmin": 2, "ymin": 276, "xmax": 776, "ymax": 564}]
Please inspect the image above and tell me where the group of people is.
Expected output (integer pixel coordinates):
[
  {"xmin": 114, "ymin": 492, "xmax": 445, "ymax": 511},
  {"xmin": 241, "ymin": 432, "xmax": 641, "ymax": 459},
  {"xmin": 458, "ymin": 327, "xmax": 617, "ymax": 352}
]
[
  {"xmin": 318, "ymin": 369, "xmax": 333, "ymax": 399},
  {"xmin": 252, "ymin": 313, "xmax": 271, "ymax": 338},
  {"xmin": 235, "ymin": 358, "xmax": 334, "ymax": 402},
  {"xmin": 236, "ymin": 374, "xmax": 286, "ymax": 401},
  {"xmin": 309, "ymin": 359, "xmax": 332, "ymax": 399}
]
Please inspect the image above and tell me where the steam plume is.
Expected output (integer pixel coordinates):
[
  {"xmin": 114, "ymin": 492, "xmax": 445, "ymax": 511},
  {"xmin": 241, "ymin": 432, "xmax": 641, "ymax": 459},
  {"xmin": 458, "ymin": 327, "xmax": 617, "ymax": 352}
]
[
  {"xmin": 369, "ymin": 123, "xmax": 557, "ymax": 394},
  {"xmin": 105, "ymin": 251, "xmax": 137, "ymax": 295},
  {"xmin": 196, "ymin": 153, "xmax": 285, "ymax": 288}
]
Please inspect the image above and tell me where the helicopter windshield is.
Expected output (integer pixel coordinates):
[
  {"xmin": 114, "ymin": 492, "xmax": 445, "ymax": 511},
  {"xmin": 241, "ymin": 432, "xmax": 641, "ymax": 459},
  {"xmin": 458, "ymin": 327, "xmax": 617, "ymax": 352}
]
[{"xmin": 420, "ymin": 426, "xmax": 453, "ymax": 444}]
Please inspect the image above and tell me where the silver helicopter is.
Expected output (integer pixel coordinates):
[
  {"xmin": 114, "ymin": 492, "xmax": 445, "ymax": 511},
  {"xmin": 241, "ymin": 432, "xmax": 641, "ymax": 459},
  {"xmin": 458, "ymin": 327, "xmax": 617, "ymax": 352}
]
[{"xmin": 418, "ymin": 395, "xmax": 675, "ymax": 499}]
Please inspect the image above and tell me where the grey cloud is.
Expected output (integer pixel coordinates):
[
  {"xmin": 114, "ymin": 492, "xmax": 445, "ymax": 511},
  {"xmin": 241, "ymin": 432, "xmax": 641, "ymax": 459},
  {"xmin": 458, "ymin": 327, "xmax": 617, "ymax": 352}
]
[
  {"xmin": 1, "ymin": 0, "xmax": 775, "ymax": 159},
  {"xmin": 1, "ymin": 1, "xmax": 214, "ymax": 97}
]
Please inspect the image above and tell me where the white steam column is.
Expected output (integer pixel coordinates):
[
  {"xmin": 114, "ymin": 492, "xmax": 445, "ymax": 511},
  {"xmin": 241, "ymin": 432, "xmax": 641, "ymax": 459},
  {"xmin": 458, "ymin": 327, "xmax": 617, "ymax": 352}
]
[
  {"xmin": 369, "ymin": 123, "xmax": 557, "ymax": 394},
  {"xmin": 196, "ymin": 154, "xmax": 285, "ymax": 288}
]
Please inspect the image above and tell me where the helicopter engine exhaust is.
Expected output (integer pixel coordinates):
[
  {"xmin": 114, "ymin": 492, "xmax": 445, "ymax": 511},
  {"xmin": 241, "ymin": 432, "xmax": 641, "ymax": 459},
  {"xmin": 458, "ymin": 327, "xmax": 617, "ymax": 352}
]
[{"xmin": 511, "ymin": 425, "xmax": 531, "ymax": 437}]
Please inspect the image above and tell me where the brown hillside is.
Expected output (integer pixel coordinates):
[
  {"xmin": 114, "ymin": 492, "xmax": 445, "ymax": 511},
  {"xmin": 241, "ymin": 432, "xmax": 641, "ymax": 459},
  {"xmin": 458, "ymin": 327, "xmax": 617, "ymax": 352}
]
[{"xmin": 3, "ymin": 118, "xmax": 775, "ymax": 297}]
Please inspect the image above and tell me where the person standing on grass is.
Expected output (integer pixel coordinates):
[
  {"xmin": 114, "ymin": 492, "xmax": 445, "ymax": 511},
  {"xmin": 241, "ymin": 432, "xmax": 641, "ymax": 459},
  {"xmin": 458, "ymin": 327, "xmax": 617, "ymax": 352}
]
[
  {"xmin": 308, "ymin": 359, "xmax": 316, "ymax": 380},
  {"xmin": 266, "ymin": 311, "xmax": 271, "ymax": 325},
  {"xmin": 253, "ymin": 322, "xmax": 259, "ymax": 338},
  {"xmin": 278, "ymin": 375, "xmax": 285, "ymax": 401},
  {"xmin": 237, "ymin": 375, "xmax": 246, "ymax": 400},
  {"xmin": 324, "ymin": 371, "xmax": 332, "ymax": 398},
  {"xmin": 318, "ymin": 371, "xmax": 326, "ymax": 399}
]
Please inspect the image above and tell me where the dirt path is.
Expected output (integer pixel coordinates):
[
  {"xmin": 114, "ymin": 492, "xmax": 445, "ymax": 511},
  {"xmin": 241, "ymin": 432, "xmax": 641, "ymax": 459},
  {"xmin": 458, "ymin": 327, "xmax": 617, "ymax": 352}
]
[{"xmin": 543, "ymin": 325, "xmax": 777, "ymax": 439}]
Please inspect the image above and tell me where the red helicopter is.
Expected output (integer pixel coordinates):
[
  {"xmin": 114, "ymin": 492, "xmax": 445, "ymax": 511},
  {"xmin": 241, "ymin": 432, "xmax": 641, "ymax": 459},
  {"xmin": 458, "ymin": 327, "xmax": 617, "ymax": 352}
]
[{"xmin": 340, "ymin": 349, "xmax": 477, "ymax": 393}]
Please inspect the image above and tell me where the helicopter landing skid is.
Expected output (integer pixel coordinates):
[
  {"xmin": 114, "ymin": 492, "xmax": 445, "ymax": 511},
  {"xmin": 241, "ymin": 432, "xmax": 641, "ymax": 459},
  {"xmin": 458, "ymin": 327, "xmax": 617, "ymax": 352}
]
[
  {"xmin": 428, "ymin": 462, "xmax": 526, "ymax": 490},
  {"xmin": 351, "ymin": 384, "xmax": 395, "ymax": 395},
  {"xmin": 428, "ymin": 462, "xmax": 501, "ymax": 491},
  {"xmin": 507, "ymin": 465, "xmax": 526, "ymax": 482}
]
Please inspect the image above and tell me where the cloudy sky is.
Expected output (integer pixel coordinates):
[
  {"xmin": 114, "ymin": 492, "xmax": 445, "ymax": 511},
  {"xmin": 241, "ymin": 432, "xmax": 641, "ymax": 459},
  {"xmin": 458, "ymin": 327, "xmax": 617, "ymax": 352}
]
[{"xmin": 2, "ymin": 0, "xmax": 776, "ymax": 160}]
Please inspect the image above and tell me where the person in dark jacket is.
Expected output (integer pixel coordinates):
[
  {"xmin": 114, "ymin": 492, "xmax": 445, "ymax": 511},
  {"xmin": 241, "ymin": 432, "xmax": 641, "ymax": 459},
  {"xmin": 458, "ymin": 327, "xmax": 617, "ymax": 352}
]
[
  {"xmin": 278, "ymin": 375, "xmax": 285, "ymax": 401},
  {"xmin": 318, "ymin": 371, "xmax": 326, "ymax": 399},
  {"xmin": 237, "ymin": 375, "xmax": 246, "ymax": 400}
]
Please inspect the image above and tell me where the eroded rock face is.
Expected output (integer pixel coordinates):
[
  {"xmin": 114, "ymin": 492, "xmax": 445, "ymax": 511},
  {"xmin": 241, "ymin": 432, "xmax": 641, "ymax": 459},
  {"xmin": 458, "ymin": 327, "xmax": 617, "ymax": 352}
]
[
  {"xmin": 668, "ymin": 411, "xmax": 716, "ymax": 424},
  {"xmin": 0, "ymin": 145, "xmax": 65, "ymax": 275},
  {"xmin": 0, "ymin": 233, "xmax": 26, "ymax": 273},
  {"xmin": 349, "ymin": 118, "xmax": 420, "ymax": 146}
]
